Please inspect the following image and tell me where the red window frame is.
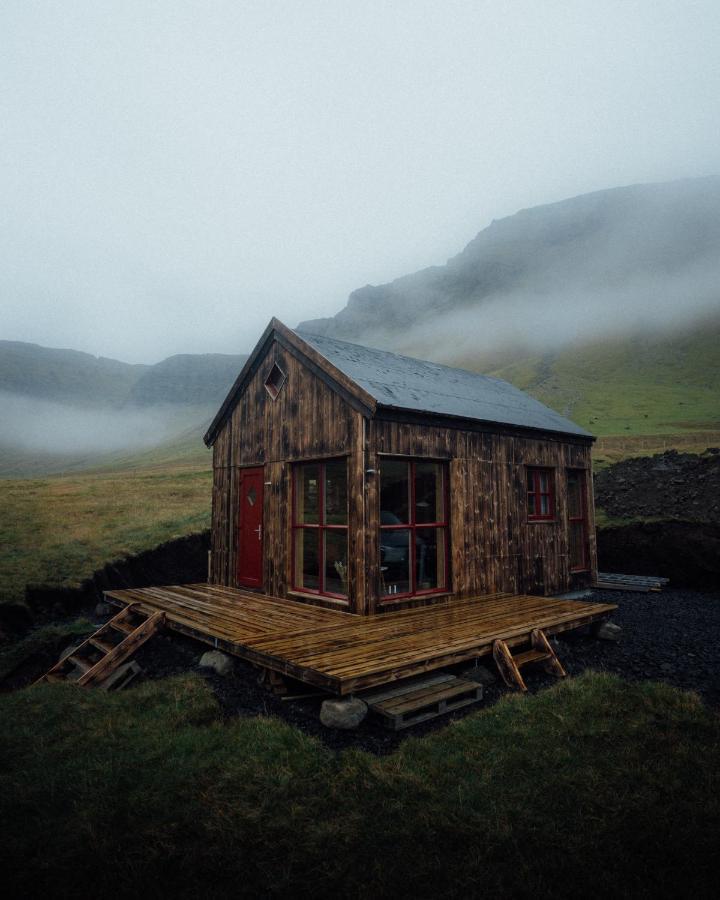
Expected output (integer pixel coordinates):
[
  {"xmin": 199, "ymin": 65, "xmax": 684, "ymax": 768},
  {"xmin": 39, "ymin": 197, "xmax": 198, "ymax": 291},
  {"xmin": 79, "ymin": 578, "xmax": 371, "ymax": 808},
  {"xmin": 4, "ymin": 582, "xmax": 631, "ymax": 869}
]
[
  {"xmin": 527, "ymin": 467, "xmax": 555, "ymax": 521},
  {"xmin": 291, "ymin": 459, "xmax": 348, "ymax": 600},
  {"xmin": 379, "ymin": 459, "xmax": 450, "ymax": 601}
]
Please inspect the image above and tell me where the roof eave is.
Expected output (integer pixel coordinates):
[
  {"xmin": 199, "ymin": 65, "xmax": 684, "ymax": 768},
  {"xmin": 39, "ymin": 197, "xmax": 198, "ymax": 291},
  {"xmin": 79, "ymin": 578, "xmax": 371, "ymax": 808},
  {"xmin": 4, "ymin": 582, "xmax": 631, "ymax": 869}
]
[{"xmin": 374, "ymin": 403, "xmax": 595, "ymax": 443}]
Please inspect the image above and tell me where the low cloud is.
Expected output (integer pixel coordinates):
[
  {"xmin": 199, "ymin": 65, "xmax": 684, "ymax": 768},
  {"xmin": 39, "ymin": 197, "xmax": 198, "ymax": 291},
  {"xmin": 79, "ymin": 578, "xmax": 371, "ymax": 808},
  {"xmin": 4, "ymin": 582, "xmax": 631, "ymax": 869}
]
[{"xmin": 0, "ymin": 392, "xmax": 206, "ymax": 456}]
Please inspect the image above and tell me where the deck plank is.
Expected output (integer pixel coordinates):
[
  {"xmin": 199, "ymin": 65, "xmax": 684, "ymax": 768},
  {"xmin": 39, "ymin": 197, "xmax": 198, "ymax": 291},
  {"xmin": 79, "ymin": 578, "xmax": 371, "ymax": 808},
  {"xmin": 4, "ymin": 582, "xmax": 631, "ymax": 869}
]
[{"xmin": 104, "ymin": 584, "xmax": 616, "ymax": 694}]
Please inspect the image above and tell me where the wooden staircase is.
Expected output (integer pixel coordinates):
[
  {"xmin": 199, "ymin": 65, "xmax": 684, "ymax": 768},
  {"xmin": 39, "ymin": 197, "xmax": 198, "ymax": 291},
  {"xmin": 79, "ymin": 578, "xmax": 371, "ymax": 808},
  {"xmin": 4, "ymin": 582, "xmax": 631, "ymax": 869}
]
[
  {"xmin": 36, "ymin": 604, "xmax": 164, "ymax": 688},
  {"xmin": 492, "ymin": 628, "xmax": 566, "ymax": 692}
]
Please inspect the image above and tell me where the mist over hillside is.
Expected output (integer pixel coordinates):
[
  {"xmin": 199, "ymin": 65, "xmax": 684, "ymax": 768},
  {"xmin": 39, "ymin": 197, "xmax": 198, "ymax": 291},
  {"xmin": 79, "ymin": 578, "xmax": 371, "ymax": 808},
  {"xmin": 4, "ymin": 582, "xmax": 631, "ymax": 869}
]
[
  {"xmin": 0, "ymin": 343, "xmax": 246, "ymax": 468},
  {"xmin": 298, "ymin": 178, "xmax": 720, "ymax": 361},
  {"xmin": 2, "ymin": 177, "xmax": 719, "ymax": 476}
]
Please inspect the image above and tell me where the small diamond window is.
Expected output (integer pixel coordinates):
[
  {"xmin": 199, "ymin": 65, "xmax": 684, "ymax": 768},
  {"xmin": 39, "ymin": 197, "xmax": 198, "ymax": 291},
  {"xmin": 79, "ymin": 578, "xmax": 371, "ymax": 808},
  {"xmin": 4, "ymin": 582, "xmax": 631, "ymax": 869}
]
[
  {"xmin": 247, "ymin": 487, "xmax": 257, "ymax": 506},
  {"xmin": 264, "ymin": 363, "xmax": 287, "ymax": 400}
]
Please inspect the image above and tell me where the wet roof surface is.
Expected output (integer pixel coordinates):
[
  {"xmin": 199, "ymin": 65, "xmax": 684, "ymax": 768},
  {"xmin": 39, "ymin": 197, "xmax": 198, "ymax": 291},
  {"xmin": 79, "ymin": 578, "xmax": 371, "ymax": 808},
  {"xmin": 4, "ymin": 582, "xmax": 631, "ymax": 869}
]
[{"xmin": 296, "ymin": 330, "xmax": 592, "ymax": 438}]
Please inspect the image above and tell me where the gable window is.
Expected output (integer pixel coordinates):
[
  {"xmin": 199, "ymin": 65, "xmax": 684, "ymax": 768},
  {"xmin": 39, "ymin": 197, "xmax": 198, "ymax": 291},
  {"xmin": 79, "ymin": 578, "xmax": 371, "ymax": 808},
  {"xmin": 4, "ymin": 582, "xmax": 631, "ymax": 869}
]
[
  {"xmin": 527, "ymin": 467, "xmax": 555, "ymax": 520},
  {"xmin": 292, "ymin": 459, "xmax": 348, "ymax": 599},
  {"xmin": 379, "ymin": 459, "xmax": 449, "ymax": 599},
  {"xmin": 264, "ymin": 363, "xmax": 287, "ymax": 400}
]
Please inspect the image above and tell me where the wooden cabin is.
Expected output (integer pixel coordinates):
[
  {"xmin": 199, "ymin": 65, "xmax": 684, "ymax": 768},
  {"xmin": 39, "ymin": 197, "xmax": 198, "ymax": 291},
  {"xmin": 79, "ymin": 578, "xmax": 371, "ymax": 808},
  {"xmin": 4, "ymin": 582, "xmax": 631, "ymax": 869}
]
[{"xmin": 203, "ymin": 318, "xmax": 597, "ymax": 615}]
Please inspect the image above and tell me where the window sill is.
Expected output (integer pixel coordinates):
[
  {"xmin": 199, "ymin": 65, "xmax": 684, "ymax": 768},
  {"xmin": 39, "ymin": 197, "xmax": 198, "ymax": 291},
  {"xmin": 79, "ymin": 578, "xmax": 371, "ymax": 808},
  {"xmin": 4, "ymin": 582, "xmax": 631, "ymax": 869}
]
[
  {"xmin": 528, "ymin": 518, "xmax": 557, "ymax": 524},
  {"xmin": 380, "ymin": 591, "xmax": 453, "ymax": 607},
  {"xmin": 287, "ymin": 590, "xmax": 350, "ymax": 609}
]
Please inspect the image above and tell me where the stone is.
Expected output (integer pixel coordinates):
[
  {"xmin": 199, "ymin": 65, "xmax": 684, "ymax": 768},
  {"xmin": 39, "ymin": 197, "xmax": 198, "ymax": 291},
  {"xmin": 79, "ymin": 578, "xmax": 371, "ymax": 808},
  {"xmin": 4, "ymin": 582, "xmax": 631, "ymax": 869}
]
[
  {"xmin": 199, "ymin": 650, "xmax": 234, "ymax": 676},
  {"xmin": 320, "ymin": 697, "xmax": 368, "ymax": 730},
  {"xmin": 59, "ymin": 643, "xmax": 82, "ymax": 663},
  {"xmin": 462, "ymin": 664, "xmax": 497, "ymax": 686},
  {"xmin": 595, "ymin": 621, "xmax": 622, "ymax": 642},
  {"xmin": 94, "ymin": 601, "xmax": 112, "ymax": 617}
]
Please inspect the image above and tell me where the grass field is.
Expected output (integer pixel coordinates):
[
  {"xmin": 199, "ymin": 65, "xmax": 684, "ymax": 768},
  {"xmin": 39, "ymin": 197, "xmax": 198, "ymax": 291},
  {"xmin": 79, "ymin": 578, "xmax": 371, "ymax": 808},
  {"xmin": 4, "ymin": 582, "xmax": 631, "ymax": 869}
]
[
  {"xmin": 0, "ymin": 461, "xmax": 211, "ymax": 605},
  {"xmin": 0, "ymin": 671, "xmax": 716, "ymax": 897}
]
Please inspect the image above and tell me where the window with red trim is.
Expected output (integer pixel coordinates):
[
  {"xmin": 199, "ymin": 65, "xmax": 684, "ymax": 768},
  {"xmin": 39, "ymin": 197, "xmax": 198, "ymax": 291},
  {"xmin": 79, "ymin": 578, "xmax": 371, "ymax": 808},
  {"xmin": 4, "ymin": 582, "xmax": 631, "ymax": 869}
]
[
  {"xmin": 379, "ymin": 459, "xmax": 449, "ymax": 599},
  {"xmin": 292, "ymin": 460, "xmax": 348, "ymax": 598},
  {"xmin": 527, "ymin": 467, "xmax": 555, "ymax": 520}
]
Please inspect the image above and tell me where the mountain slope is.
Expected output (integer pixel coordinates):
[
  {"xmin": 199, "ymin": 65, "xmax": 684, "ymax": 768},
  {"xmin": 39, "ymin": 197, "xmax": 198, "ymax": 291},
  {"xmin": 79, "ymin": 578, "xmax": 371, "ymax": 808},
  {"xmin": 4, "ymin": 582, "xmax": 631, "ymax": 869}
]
[
  {"xmin": 0, "ymin": 341, "xmax": 148, "ymax": 406},
  {"xmin": 486, "ymin": 315, "xmax": 720, "ymax": 436},
  {"xmin": 299, "ymin": 178, "xmax": 720, "ymax": 346}
]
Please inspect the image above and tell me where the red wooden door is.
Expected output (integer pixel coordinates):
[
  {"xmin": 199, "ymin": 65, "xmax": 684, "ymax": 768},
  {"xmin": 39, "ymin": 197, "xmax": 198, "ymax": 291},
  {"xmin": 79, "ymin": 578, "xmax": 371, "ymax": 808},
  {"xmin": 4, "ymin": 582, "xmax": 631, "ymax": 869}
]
[{"xmin": 237, "ymin": 467, "xmax": 264, "ymax": 589}]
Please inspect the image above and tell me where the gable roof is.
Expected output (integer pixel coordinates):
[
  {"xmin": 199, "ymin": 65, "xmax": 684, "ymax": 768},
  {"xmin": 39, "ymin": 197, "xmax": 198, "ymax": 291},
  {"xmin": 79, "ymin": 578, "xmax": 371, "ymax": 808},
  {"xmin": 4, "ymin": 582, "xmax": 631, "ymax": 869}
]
[
  {"xmin": 296, "ymin": 330, "xmax": 592, "ymax": 439},
  {"xmin": 204, "ymin": 318, "xmax": 592, "ymax": 446}
]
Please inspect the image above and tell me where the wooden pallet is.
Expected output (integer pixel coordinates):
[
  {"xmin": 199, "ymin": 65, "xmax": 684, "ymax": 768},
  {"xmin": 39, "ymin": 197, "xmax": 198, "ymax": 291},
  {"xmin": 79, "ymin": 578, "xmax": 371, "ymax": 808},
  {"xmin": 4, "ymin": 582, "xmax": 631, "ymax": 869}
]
[
  {"xmin": 595, "ymin": 572, "xmax": 669, "ymax": 592},
  {"xmin": 492, "ymin": 628, "xmax": 566, "ymax": 692},
  {"xmin": 361, "ymin": 673, "xmax": 483, "ymax": 730},
  {"xmin": 36, "ymin": 604, "xmax": 164, "ymax": 688}
]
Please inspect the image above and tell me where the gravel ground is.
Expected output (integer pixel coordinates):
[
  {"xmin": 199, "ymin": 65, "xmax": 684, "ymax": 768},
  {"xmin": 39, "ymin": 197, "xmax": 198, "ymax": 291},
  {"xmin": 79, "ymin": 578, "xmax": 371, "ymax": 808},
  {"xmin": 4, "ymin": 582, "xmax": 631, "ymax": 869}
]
[{"xmin": 126, "ymin": 586, "xmax": 720, "ymax": 755}]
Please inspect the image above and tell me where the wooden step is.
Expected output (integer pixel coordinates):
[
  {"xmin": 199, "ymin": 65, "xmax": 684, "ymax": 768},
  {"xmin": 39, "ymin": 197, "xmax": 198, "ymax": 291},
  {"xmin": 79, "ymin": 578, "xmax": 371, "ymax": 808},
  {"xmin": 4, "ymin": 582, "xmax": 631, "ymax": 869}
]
[
  {"xmin": 493, "ymin": 629, "xmax": 567, "ymax": 691},
  {"xmin": 513, "ymin": 649, "xmax": 551, "ymax": 667},
  {"xmin": 88, "ymin": 637, "xmax": 116, "ymax": 654},
  {"xmin": 362, "ymin": 674, "xmax": 482, "ymax": 730}
]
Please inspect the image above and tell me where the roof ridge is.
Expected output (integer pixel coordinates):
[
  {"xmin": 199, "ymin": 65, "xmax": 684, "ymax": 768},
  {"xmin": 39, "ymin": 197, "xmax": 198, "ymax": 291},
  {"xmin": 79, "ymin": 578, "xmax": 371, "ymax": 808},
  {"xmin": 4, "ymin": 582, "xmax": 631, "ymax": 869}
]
[{"xmin": 294, "ymin": 328, "xmax": 506, "ymax": 383}]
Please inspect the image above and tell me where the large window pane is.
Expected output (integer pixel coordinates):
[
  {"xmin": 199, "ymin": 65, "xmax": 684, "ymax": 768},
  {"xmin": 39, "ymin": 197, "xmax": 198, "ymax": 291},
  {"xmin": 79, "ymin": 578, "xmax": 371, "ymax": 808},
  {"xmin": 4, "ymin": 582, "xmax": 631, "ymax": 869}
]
[
  {"xmin": 416, "ymin": 527, "xmax": 447, "ymax": 591},
  {"xmin": 415, "ymin": 462, "xmax": 444, "ymax": 523},
  {"xmin": 324, "ymin": 459, "xmax": 348, "ymax": 525},
  {"xmin": 380, "ymin": 460, "xmax": 409, "ymax": 525},
  {"xmin": 324, "ymin": 530, "xmax": 348, "ymax": 596},
  {"xmin": 296, "ymin": 464, "xmax": 319, "ymax": 524},
  {"xmin": 380, "ymin": 528, "xmax": 411, "ymax": 595},
  {"xmin": 294, "ymin": 528, "xmax": 319, "ymax": 591}
]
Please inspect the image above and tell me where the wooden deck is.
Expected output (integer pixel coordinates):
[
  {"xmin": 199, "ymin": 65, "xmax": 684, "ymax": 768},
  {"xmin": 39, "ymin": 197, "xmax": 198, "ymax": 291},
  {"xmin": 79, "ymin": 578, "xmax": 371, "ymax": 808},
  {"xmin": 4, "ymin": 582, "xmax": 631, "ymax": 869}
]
[{"xmin": 104, "ymin": 584, "xmax": 617, "ymax": 695}]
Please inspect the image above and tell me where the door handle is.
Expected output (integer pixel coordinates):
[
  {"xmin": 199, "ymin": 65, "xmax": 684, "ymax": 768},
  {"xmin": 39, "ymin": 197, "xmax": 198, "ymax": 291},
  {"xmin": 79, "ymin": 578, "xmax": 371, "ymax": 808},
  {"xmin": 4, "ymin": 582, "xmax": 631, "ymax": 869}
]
[{"xmin": 254, "ymin": 525, "xmax": 262, "ymax": 540}]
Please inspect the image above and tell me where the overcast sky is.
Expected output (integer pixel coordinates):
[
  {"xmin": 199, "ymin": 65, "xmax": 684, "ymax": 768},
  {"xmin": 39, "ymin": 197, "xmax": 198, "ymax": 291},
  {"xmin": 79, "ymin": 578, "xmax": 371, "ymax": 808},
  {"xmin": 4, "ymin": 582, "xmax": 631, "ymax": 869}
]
[{"xmin": 1, "ymin": 1, "xmax": 719, "ymax": 363}]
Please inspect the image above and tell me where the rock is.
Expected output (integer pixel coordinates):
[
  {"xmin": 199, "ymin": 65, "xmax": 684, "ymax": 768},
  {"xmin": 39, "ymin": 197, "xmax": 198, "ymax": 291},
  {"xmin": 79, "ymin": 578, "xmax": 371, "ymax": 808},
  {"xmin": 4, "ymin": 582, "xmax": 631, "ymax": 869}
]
[
  {"xmin": 595, "ymin": 621, "xmax": 622, "ymax": 642},
  {"xmin": 59, "ymin": 643, "xmax": 83, "ymax": 663},
  {"xmin": 199, "ymin": 650, "xmax": 234, "ymax": 676},
  {"xmin": 94, "ymin": 601, "xmax": 112, "ymax": 617},
  {"xmin": 462, "ymin": 664, "xmax": 497, "ymax": 686},
  {"xmin": 320, "ymin": 697, "xmax": 368, "ymax": 730}
]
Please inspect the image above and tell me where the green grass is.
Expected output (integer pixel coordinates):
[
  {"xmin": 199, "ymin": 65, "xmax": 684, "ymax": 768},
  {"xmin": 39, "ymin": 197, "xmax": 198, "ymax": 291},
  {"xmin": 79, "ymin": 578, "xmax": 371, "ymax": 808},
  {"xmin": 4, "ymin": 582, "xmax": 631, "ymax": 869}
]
[
  {"xmin": 485, "ymin": 315, "xmax": 720, "ymax": 437},
  {"xmin": 0, "ymin": 671, "xmax": 717, "ymax": 896},
  {"xmin": 0, "ymin": 464, "xmax": 211, "ymax": 605}
]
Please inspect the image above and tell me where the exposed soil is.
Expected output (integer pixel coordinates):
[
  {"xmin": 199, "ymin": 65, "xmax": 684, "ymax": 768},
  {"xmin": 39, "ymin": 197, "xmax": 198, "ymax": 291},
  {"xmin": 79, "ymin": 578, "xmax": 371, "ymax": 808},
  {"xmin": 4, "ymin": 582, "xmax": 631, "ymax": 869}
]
[
  {"xmin": 597, "ymin": 520, "xmax": 720, "ymax": 589},
  {"xmin": 8, "ymin": 586, "xmax": 714, "ymax": 755},
  {"xmin": 595, "ymin": 448, "xmax": 720, "ymax": 523}
]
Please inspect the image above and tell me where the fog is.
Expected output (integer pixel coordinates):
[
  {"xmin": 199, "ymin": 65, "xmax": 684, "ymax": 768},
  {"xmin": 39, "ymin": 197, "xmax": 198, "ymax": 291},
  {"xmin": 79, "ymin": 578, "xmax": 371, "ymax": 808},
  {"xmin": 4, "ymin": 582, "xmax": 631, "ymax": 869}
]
[
  {"xmin": 0, "ymin": 392, "xmax": 207, "ymax": 455},
  {"xmin": 2, "ymin": 1, "xmax": 720, "ymax": 363},
  {"xmin": 394, "ymin": 264, "xmax": 720, "ymax": 366}
]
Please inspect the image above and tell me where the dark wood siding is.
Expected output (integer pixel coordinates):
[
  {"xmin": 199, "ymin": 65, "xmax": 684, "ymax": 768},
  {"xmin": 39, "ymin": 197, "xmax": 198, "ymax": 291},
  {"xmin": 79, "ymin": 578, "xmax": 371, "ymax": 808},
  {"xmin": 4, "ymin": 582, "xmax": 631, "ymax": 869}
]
[
  {"xmin": 365, "ymin": 420, "xmax": 596, "ymax": 612},
  {"xmin": 210, "ymin": 337, "xmax": 597, "ymax": 615},
  {"xmin": 209, "ymin": 339, "xmax": 366, "ymax": 609}
]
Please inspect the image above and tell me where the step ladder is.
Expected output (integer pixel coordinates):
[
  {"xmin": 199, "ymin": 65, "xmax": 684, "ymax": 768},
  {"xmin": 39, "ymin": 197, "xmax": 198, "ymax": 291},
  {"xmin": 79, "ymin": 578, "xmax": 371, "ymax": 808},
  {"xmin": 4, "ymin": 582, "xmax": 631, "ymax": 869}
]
[
  {"xmin": 492, "ymin": 628, "xmax": 566, "ymax": 692},
  {"xmin": 36, "ymin": 604, "xmax": 164, "ymax": 688}
]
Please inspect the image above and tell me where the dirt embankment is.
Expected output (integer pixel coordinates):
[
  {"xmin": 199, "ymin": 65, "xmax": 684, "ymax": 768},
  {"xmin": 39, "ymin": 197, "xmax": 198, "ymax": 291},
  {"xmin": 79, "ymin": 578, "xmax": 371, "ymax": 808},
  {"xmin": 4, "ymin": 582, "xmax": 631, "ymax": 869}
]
[
  {"xmin": 595, "ymin": 449, "xmax": 720, "ymax": 588},
  {"xmin": 2, "ymin": 531, "xmax": 210, "ymax": 634},
  {"xmin": 595, "ymin": 448, "xmax": 720, "ymax": 523}
]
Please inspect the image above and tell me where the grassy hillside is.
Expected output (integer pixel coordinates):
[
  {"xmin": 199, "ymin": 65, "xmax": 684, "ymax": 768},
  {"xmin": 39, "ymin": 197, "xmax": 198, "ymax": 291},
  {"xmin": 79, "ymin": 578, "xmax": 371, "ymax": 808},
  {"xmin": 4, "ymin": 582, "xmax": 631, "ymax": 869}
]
[
  {"xmin": 1, "ymin": 672, "xmax": 717, "ymax": 896},
  {"xmin": 484, "ymin": 316, "xmax": 720, "ymax": 438}
]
